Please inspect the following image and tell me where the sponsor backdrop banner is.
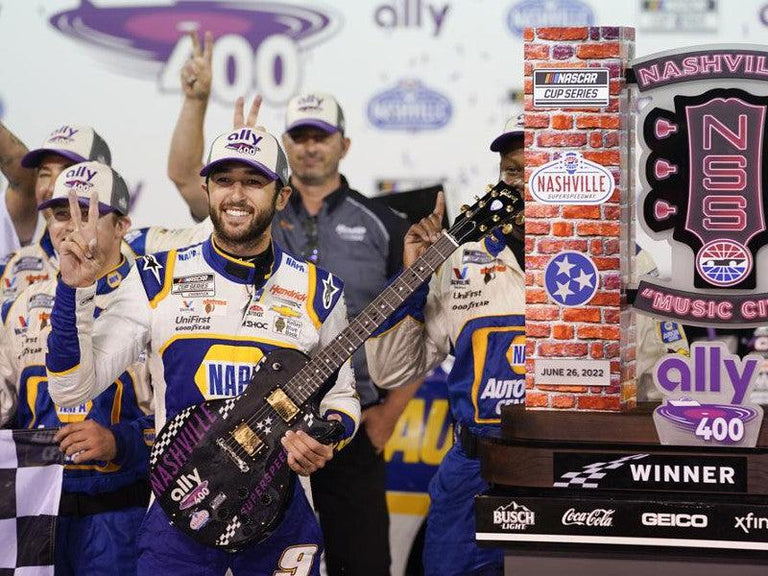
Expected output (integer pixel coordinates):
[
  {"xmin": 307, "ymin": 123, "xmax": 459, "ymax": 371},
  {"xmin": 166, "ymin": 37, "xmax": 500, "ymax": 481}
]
[
  {"xmin": 2, "ymin": 0, "xmax": 768, "ymax": 240},
  {"xmin": 476, "ymin": 491, "xmax": 768, "ymax": 551}
]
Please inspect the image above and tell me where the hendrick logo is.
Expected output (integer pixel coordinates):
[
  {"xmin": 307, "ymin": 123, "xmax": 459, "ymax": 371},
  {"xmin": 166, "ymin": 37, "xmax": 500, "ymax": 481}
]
[
  {"xmin": 553, "ymin": 452, "xmax": 748, "ymax": 493},
  {"xmin": 367, "ymin": 80, "xmax": 452, "ymax": 131},
  {"xmin": 506, "ymin": 0, "xmax": 594, "ymax": 37},
  {"xmin": 530, "ymin": 151, "xmax": 615, "ymax": 204},
  {"xmin": 735, "ymin": 513, "xmax": 768, "ymax": 533},
  {"xmin": 493, "ymin": 501, "xmax": 535, "ymax": 531},
  {"xmin": 48, "ymin": 1, "xmax": 341, "ymax": 104},
  {"xmin": 561, "ymin": 507, "xmax": 614, "ymax": 527}
]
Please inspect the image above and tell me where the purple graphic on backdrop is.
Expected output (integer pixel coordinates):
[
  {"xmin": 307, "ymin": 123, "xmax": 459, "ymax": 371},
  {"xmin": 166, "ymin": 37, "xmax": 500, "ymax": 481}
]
[
  {"xmin": 47, "ymin": 1, "xmax": 341, "ymax": 103},
  {"xmin": 543, "ymin": 251, "xmax": 599, "ymax": 307},
  {"xmin": 506, "ymin": 0, "xmax": 594, "ymax": 38}
]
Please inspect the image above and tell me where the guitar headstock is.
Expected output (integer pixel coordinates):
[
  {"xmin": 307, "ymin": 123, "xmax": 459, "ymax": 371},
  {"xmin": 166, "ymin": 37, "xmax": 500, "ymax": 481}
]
[{"xmin": 448, "ymin": 180, "xmax": 524, "ymax": 245}]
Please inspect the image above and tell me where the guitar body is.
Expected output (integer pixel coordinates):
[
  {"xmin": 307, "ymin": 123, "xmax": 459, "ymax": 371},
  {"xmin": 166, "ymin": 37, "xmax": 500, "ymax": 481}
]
[{"xmin": 149, "ymin": 348, "xmax": 342, "ymax": 551}]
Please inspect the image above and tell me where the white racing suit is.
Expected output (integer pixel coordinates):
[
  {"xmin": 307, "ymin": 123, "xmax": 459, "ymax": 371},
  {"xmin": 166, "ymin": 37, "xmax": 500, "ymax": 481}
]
[{"xmin": 46, "ymin": 236, "xmax": 360, "ymax": 575}]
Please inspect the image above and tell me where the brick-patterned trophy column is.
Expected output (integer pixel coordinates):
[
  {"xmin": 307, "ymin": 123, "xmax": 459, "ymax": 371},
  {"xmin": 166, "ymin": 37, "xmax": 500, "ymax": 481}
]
[{"xmin": 524, "ymin": 26, "xmax": 636, "ymax": 412}]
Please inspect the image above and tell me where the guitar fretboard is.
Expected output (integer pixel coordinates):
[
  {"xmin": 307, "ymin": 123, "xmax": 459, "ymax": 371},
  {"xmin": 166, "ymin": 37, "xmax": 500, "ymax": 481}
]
[{"xmin": 286, "ymin": 233, "xmax": 459, "ymax": 403}]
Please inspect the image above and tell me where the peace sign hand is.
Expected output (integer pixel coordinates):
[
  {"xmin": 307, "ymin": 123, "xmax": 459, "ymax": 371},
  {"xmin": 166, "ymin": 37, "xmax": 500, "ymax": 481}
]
[
  {"xmin": 233, "ymin": 94, "xmax": 265, "ymax": 131},
  {"xmin": 181, "ymin": 30, "xmax": 212, "ymax": 100},
  {"xmin": 58, "ymin": 190, "xmax": 104, "ymax": 288}
]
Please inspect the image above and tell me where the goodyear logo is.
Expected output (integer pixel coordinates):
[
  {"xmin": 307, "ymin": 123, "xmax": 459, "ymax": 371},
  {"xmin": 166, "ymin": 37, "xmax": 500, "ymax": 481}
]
[
  {"xmin": 506, "ymin": 334, "xmax": 526, "ymax": 375},
  {"xmin": 194, "ymin": 345, "xmax": 264, "ymax": 399}
]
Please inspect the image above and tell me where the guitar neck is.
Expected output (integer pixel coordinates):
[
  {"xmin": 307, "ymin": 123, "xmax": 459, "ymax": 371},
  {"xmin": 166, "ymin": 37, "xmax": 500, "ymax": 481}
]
[{"xmin": 286, "ymin": 233, "xmax": 460, "ymax": 403}]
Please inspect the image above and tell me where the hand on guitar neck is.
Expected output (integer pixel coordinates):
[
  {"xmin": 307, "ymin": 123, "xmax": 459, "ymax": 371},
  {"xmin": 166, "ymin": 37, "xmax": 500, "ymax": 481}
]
[
  {"xmin": 280, "ymin": 414, "xmax": 342, "ymax": 476},
  {"xmin": 404, "ymin": 190, "xmax": 446, "ymax": 268}
]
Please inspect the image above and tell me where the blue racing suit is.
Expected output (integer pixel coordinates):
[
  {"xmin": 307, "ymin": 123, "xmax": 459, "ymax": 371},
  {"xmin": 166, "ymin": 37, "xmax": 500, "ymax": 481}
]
[
  {"xmin": 0, "ymin": 257, "xmax": 154, "ymax": 575},
  {"xmin": 366, "ymin": 232, "xmax": 525, "ymax": 576}
]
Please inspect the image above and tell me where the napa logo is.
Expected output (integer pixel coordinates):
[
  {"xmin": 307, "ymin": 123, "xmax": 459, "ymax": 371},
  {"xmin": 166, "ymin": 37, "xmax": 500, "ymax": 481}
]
[
  {"xmin": 367, "ymin": 80, "xmax": 452, "ymax": 131},
  {"xmin": 506, "ymin": 0, "xmax": 594, "ymax": 37},
  {"xmin": 506, "ymin": 334, "xmax": 526, "ymax": 376},
  {"xmin": 48, "ymin": 1, "xmax": 342, "ymax": 104},
  {"xmin": 194, "ymin": 345, "xmax": 264, "ymax": 399},
  {"xmin": 56, "ymin": 401, "xmax": 93, "ymax": 423}
]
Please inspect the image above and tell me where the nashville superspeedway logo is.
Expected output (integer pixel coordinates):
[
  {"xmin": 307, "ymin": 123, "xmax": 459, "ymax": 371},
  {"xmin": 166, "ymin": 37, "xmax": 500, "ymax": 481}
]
[{"xmin": 48, "ymin": 0, "xmax": 342, "ymax": 104}]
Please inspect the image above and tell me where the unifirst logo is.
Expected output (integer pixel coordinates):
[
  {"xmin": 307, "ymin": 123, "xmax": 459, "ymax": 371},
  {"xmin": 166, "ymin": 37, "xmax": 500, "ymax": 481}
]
[{"xmin": 194, "ymin": 345, "xmax": 263, "ymax": 399}]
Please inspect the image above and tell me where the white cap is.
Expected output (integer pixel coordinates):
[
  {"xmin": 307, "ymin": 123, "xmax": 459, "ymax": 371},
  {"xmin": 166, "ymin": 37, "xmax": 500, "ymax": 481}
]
[
  {"xmin": 200, "ymin": 127, "xmax": 290, "ymax": 186},
  {"xmin": 22, "ymin": 125, "xmax": 111, "ymax": 168},
  {"xmin": 285, "ymin": 92, "xmax": 345, "ymax": 134},
  {"xmin": 39, "ymin": 161, "xmax": 129, "ymax": 216}
]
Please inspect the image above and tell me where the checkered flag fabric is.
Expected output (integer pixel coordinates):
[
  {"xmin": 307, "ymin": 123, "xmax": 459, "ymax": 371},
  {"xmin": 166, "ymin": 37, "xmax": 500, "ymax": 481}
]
[
  {"xmin": 0, "ymin": 429, "xmax": 63, "ymax": 576},
  {"xmin": 553, "ymin": 453, "xmax": 649, "ymax": 489}
]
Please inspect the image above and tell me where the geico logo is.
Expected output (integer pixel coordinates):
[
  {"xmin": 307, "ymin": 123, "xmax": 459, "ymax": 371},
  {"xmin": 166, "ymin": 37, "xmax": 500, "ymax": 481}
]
[
  {"xmin": 194, "ymin": 345, "xmax": 264, "ymax": 399},
  {"xmin": 641, "ymin": 513, "xmax": 708, "ymax": 528}
]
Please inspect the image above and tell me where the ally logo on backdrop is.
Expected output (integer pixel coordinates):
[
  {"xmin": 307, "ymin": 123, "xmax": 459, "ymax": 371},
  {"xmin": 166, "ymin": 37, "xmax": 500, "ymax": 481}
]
[{"xmin": 48, "ymin": 0, "xmax": 341, "ymax": 104}]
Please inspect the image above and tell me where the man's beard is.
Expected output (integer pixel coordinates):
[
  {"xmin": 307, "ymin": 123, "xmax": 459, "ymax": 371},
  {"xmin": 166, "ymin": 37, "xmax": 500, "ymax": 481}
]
[{"xmin": 210, "ymin": 198, "xmax": 277, "ymax": 246}]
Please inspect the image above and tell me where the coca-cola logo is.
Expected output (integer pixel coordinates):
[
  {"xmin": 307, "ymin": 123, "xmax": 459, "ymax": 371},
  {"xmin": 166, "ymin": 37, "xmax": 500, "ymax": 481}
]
[{"xmin": 561, "ymin": 507, "xmax": 615, "ymax": 527}]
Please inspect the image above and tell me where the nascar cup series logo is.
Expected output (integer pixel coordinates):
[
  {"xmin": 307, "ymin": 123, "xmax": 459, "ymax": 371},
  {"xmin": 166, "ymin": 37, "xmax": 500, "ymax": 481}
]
[
  {"xmin": 48, "ymin": 1, "xmax": 341, "ymax": 103},
  {"xmin": 367, "ymin": 80, "xmax": 452, "ymax": 131},
  {"xmin": 632, "ymin": 46, "xmax": 768, "ymax": 327},
  {"xmin": 653, "ymin": 341, "xmax": 764, "ymax": 447}
]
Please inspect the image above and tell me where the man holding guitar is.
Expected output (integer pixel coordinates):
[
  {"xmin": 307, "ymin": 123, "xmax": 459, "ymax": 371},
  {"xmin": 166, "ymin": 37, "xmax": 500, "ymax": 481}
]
[
  {"xmin": 365, "ymin": 123, "xmax": 527, "ymax": 575},
  {"xmin": 46, "ymin": 126, "xmax": 360, "ymax": 575}
]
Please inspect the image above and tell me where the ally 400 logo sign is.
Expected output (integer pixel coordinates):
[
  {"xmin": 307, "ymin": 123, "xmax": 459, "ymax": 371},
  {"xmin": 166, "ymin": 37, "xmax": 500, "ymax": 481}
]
[
  {"xmin": 48, "ymin": 0, "xmax": 341, "ymax": 103},
  {"xmin": 632, "ymin": 45, "xmax": 768, "ymax": 326},
  {"xmin": 653, "ymin": 342, "xmax": 764, "ymax": 447}
]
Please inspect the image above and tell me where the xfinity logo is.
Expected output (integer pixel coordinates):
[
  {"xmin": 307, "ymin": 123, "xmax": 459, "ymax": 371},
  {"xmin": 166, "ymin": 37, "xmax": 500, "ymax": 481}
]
[
  {"xmin": 561, "ymin": 507, "xmax": 614, "ymax": 527},
  {"xmin": 641, "ymin": 512, "xmax": 708, "ymax": 528},
  {"xmin": 735, "ymin": 513, "xmax": 768, "ymax": 533},
  {"xmin": 493, "ymin": 501, "xmax": 535, "ymax": 531}
]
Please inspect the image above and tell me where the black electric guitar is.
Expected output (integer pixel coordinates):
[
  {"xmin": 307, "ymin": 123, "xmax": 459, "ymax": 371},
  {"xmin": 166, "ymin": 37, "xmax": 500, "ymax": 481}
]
[{"xmin": 149, "ymin": 181, "xmax": 523, "ymax": 551}]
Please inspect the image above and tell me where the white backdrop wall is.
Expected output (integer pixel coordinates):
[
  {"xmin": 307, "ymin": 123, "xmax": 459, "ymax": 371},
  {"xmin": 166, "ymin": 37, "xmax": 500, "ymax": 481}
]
[{"xmin": 2, "ymin": 0, "xmax": 768, "ymax": 275}]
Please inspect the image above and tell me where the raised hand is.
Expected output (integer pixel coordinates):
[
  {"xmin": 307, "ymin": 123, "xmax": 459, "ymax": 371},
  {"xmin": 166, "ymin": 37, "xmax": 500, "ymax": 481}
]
[
  {"xmin": 181, "ymin": 30, "xmax": 213, "ymax": 100},
  {"xmin": 58, "ymin": 190, "xmax": 104, "ymax": 288},
  {"xmin": 403, "ymin": 190, "xmax": 445, "ymax": 268},
  {"xmin": 233, "ymin": 94, "xmax": 264, "ymax": 130}
]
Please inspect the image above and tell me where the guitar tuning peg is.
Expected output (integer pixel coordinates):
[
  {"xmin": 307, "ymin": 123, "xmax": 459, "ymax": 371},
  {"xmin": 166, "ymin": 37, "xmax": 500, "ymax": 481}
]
[
  {"xmin": 506, "ymin": 205, "xmax": 514, "ymax": 212},
  {"xmin": 474, "ymin": 195, "xmax": 480, "ymax": 201},
  {"xmin": 501, "ymin": 224, "xmax": 514, "ymax": 235},
  {"xmin": 479, "ymin": 224, "xmax": 487, "ymax": 232},
  {"xmin": 460, "ymin": 204, "xmax": 470, "ymax": 212},
  {"xmin": 515, "ymin": 213, "xmax": 525, "ymax": 225},
  {"xmin": 491, "ymin": 190, "xmax": 499, "ymax": 198},
  {"xmin": 486, "ymin": 184, "xmax": 493, "ymax": 192},
  {"xmin": 492, "ymin": 215, "xmax": 500, "ymax": 222},
  {"xmin": 478, "ymin": 201, "xmax": 486, "ymax": 208}
]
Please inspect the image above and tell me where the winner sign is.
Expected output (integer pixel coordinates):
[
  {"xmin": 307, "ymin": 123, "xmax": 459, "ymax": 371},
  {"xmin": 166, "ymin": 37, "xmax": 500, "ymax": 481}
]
[{"xmin": 632, "ymin": 45, "xmax": 768, "ymax": 326}]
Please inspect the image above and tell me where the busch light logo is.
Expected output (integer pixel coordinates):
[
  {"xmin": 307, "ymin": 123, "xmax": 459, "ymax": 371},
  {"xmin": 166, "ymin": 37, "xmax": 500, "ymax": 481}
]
[
  {"xmin": 48, "ymin": 1, "xmax": 341, "ymax": 104},
  {"xmin": 507, "ymin": 0, "xmax": 594, "ymax": 37},
  {"xmin": 493, "ymin": 501, "xmax": 535, "ymax": 531},
  {"xmin": 367, "ymin": 80, "xmax": 452, "ymax": 131},
  {"xmin": 47, "ymin": 126, "xmax": 79, "ymax": 144},
  {"xmin": 225, "ymin": 129, "xmax": 263, "ymax": 156}
]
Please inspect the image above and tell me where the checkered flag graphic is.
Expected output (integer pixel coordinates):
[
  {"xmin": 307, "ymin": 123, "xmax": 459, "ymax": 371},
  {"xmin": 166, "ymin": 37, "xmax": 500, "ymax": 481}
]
[
  {"xmin": 553, "ymin": 454, "xmax": 649, "ymax": 488},
  {"xmin": 0, "ymin": 429, "xmax": 63, "ymax": 575}
]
